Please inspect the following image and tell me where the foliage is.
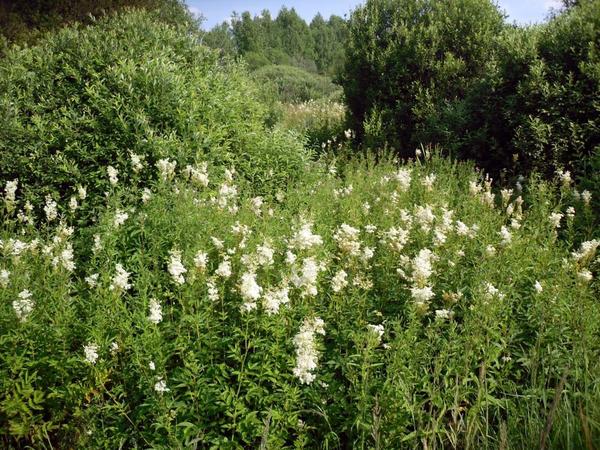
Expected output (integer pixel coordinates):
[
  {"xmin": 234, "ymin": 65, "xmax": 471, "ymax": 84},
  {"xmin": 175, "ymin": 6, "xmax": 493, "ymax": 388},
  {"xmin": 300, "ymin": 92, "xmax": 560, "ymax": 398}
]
[
  {"xmin": 0, "ymin": 0, "xmax": 196, "ymax": 48},
  {"xmin": 0, "ymin": 10, "xmax": 310, "ymax": 224},
  {"xmin": 203, "ymin": 8, "xmax": 348, "ymax": 77},
  {"xmin": 1, "ymin": 152, "xmax": 598, "ymax": 448},
  {"xmin": 253, "ymin": 65, "xmax": 342, "ymax": 104}
]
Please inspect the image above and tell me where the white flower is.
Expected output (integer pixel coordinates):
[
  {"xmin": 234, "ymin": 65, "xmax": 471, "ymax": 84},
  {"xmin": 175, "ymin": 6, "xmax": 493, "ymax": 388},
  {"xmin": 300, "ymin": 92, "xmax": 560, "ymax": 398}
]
[
  {"xmin": 572, "ymin": 240, "xmax": 599, "ymax": 264},
  {"xmin": 549, "ymin": 212, "xmax": 563, "ymax": 228},
  {"xmin": 255, "ymin": 244, "xmax": 274, "ymax": 267},
  {"xmin": 130, "ymin": 153, "xmax": 145, "ymax": 172},
  {"xmin": 156, "ymin": 158, "xmax": 176, "ymax": 180},
  {"xmin": 293, "ymin": 317, "xmax": 325, "ymax": 384},
  {"xmin": 114, "ymin": 209, "xmax": 129, "ymax": 227},
  {"xmin": 333, "ymin": 223, "xmax": 361, "ymax": 256},
  {"xmin": 84, "ymin": 342, "xmax": 99, "ymax": 364},
  {"xmin": 582, "ymin": 190, "xmax": 592, "ymax": 205},
  {"xmin": 285, "ymin": 250, "xmax": 297, "ymax": 265},
  {"xmin": 331, "ymin": 269, "xmax": 348, "ymax": 293},
  {"xmin": 85, "ymin": 273, "xmax": 99, "ymax": 288},
  {"xmin": 499, "ymin": 226, "xmax": 512, "ymax": 245},
  {"xmin": 207, "ymin": 278, "xmax": 219, "ymax": 301},
  {"xmin": 292, "ymin": 257, "xmax": 322, "ymax": 297},
  {"xmin": 58, "ymin": 243, "xmax": 76, "ymax": 271},
  {"xmin": 262, "ymin": 286, "xmax": 290, "ymax": 315},
  {"xmin": 556, "ymin": 169, "xmax": 572, "ymax": 186},
  {"xmin": 578, "ymin": 269, "xmax": 593, "ymax": 282},
  {"xmin": 110, "ymin": 263, "xmax": 132, "ymax": 292},
  {"xmin": 422, "ymin": 173, "xmax": 436, "ymax": 190},
  {"xmin": 289, "ymin": 221, "xmax": 323, "ymax": 250},
  {"xmin": 367, "ymin": 324, "xmax": 384, "ymax": 341},
  {"xmin": 44, "ymin": 196, "xmax": 58, "ymax": 222},
  {"xmin": 250, "ymin": 196, "xmax": 263, "ymax": 216},
  {"xmin": 183, "ymin": 163, "xmax": 209, "ymax": 187},
  {"xmin": 168, "ymin": 250, "xmax": 187, "ymax": 285},
  {"xmin": 149, "ymin": 361, "xmax": 156, "ymax": 371},
  {"xmin": 239, "ymin": 272, "xmax": 262, "ymax": 303},
  {"xmin": 107, "ymin": 166, "xmax": 118, "ymax": 186},
  {"xmin": 110, "ymin": 342, "xmax": 119, "ymax": 354},
  {"xmin": 154, "ymin": 377, "xmax": 169, "ymax": 393},
  {"xmin": 0, "ymin": 269, "xmax": 10, "ymax": 287},
  {"xmin": 13, "ymin": 289, "xmax": 34, "ymax": 321},
  {"xmin": 141, "ymin": 188, "xmax": 152, "ymax": 203},
  {"xmin": 194, "ymin": 251, "xmax": 208, "ymax": 271},
  {"xmin": 394, "ymin": 168, "xmax": 412, "ymax": 191},
  {"xmin": 148, "ymin": 298, "xmax": 163, "ymax": 324},
  {"xmin": 78, "ymin": 185, "xmax": 87, "ymax": 200},
  {"xmin": 534, "ymin": 281, "xmax": 543, "ymax": 293},
  {"xmin": 484, "ymin": 282, "xmax": 505, "ymax": 300},
  {"xmin": 435, "ymin": 309, "xmax": 454, "ymax": 321},
  {"xmin": 215, "ymin": 258, "xmax": 232, "ymax": 278},
  {"xmin": 410, "ymin": 286, "xmax": 435, "ymax": 304},
  {"xmin": 69, "ymin": 196, "xmax": 78, "ymax": 211},
  {"xmin": 4, "ymin": 179, "xmax": 18, "ymax": 203},
  {"xmin": 412, "ymin": 249, "xmax": 435, "ymax": 285},
  {"xmin": 364, "ymin": 224, "xmax": 377, "ymax": 234},
  {"xmin": 566, "ymin": 206, "xmax": 575, "ymax": 220},
  {"xmin": 415, "ymin": 204, "xmax": 435, "ymax": 232},
  {"xmin": 380, "ymin": 226, "xmax": 410, "ymax": 252},
  {"xmin": 211, "ymin": 237, "xmax": 224, "ymax": 250}
]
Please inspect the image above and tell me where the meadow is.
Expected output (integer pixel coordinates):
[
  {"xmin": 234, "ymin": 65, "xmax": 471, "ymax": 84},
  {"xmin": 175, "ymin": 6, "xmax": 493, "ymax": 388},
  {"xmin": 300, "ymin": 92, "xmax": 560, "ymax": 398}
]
[{"xmin": 1, "ymin": 3, "xmax": 599, "ymax": 449}]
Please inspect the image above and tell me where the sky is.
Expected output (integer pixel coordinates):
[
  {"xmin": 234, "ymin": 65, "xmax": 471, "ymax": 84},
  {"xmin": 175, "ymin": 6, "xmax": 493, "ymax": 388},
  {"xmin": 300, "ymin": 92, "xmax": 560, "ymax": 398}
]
[{"xmin": 188, "ymin": 0, "xmax": 564, "ymax": 30}]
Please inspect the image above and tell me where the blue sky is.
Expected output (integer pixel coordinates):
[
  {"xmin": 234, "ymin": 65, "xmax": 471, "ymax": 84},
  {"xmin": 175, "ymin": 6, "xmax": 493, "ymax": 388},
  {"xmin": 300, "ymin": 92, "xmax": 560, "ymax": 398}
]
[{"xmin": 188, "ymin": 0, "xmax": 564, "ymax": 30}]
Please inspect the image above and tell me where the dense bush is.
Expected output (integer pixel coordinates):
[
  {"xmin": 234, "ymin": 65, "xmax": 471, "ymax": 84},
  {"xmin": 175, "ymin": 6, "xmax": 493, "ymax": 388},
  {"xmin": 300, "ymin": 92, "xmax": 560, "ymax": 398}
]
[
  {"xmin": 343, "ymin": 0, "xmax": 504, "ymax": 153},
  {"xmin": 253, "ymin": 65, "xmax": 342, "ymax": 103},
  {"xmin": 0, "ymin": 11, "xmax": 310, "ymax": 223},
  {"xmin": 1, "ymin": 153, "xmax": 598, "ymax": 447},
  {"xmin": 343, "ymin": 0, "xmax": 600, "ymax": 215}
]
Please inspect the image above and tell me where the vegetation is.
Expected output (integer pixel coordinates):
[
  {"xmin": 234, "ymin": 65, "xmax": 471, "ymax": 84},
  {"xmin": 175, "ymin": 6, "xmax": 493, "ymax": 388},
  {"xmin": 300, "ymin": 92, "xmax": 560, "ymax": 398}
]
[
  {"xmin": 1, "ymin": 2, "xmax": 599, "ymax": 449},
  {"xmin": 343, "ymin": 0, "xmax": 600, "ymax": 215}
]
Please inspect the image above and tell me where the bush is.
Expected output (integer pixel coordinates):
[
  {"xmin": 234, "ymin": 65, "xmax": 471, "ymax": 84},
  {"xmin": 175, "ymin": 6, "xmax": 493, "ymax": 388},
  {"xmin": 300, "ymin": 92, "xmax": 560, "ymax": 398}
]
[
  {"xmin": 1, "ymin": 154, "xmax": 598, "ymax": 447},
  {"xmin": 0, "ymin": 11, "xmax": 310, "ymax": 224},
  {"xmin": 253, "ymin": 64, "xmax": 342, "ymax": 103}
]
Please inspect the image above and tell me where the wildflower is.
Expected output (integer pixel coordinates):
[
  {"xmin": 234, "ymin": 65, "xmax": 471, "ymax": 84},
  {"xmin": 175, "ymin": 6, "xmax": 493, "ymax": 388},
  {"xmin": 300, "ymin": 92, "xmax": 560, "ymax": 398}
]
[
  {"xmin": 435, "ymin": 309, "xmax": 454, "ymax": 321},
  {"xmin": 148, "ymin": 298, "xmax": 163, "ymax": 324},
  {"xmin": 207, "ymin": 278, "xmax": 219, "ymax": 301},
  {"xmin": 0, "ymin": 269, "xmax": 9, "ymax": 287},
  {"xmin": 289, "ymin": 221, "xmax": 323, "ymax": 250},
  {"xmin": 262, "ymin": 286, "xmax": 290, "ymax": 315},
  {"xmin": 499, "ymin": 226, "xmax": 512, "ymax": 245},
  {"xmin": 141, "ymin": 188, "xmax": 152, "ymax": 203},
  {"xmin": 55, "ymin": 243, "xmax": 75, "ymax": 271},
  {"xmin": 183, "ymin": 163, "xmax": 209, "ymax": 187},
  {"xmin": 114, "ymin": 209, "xmax": 129, "ymax": 227},
  {"xmin": 415, "ymin": 204, "xmax": 435, "ymax": 231},
  {"xmin": 85, "ymin": 273, "xmax": 99, "ymax": 288},
  {"xmin": 333, "ymin": 223, "xmax": 361, "ymax": 256},
  {"xmin": 380, "ymin": 226, "xmax": 410, "ymax": 252},
  {"xmin": 367, "ymin": 324, "xmax": 384, "ymax": 342},
  {"xmin": 168, "ymin": 250, "xmax": 187, "ymax": 285},
  {"xmin": 44, "ymin": 196, "xmax": 58, "ymax": 222},
  {"xmin": 412, "ymin": 249, "xmax": 435, "ymax": 286},
  {"xmin": 331, "ymin": 269, "xmax": 348, "ymax": 293},
  {"xmin": 156, "ymin": 158, "xmax": 176, "ymax": 180},
  {"xmin": 149, "ymin": 361, "xmax": 156, "ymax": 371},
  {"xmin": 110, "ymin": 342, "xmax": 119, "ymax": 354},
  {"xmin": 84, "ymin": 343, "xmax": 99, "ymax": 364},
  {"xmin": 292, "ymin": 257, "xmax": 322, "ymax": 297},
  {"xmin": 194, "ymin": 251, "xmax": 208, "ymax": 271},
  {"xmin": 107, "ymin": 166, "xmax": 118, "ymax": 186},
  {"xmin": 69, "ymin": 196, "xmax": 78, "ymax": 211},
  {"xmin": 255, "ymin": 244, "xmax": 274, "ymax": 267},
  {"xmin": 534, "ymin": 281, "xmax": 543, "ymax": 293},
  {"xmin": 78, "ymin": 185, "xmax": 87, "ymax": 200},
  {"xmin": 4, "ymin": 179, "xmax": 18, "ymax": 203},
  {"xmin": 154, "ymin": 377, "xmax": 169, "ymax": 393},
  {"xmin": 92, "ymin": 235, "xmax": 103, "ymax": 254},
  {"xmin": 285, "ymin": 250, "xmax": 297, "ymax": 265},
  {"xmin": 250, "ymin": 196, "xmax": 263, "ymax": 216},
  {"xmin": 130, "ymin": 153, "xmax": 145, "ymax": 172},
  {"xmin": 572, "ymin": 240, "xmax": 600, "ymax": 264},
  {"xmin": 211, "ymin": 236, "xmax": 224, "ymax": 250},
  {"xmin": 582, "ymin": 190, "xmax": 592, "ymax": 205},
  {"xmin": 293, "ymin": 317, "xmax": 326, "ymax": 384},
  {"xmin": 365, "ymin": 224, "xmax": 377, "ymax": 234},
  {"xmin": 362, "ymin": 246, "xmax": 375, "ymax": 262},
  {"xmin": 13, "ymin": 289, "xmax": 34, "ymax": 321},
  {"xmin": 566, "ymin": 207, "xmax": 575, "ymax": 220},
  {"xmin": 422, "ymin": 173, "xmax": 436, "ymax": 190},
  {"xmin": 215, "ymin": 258, "xmax": 232, "ymax": 278},
  {"xmin": 410, "ymin": 286, "xmax": 435, "ymax": 304},
  {"xmin": 239, "ymin": 272, "xmax": 262, "ymax": 311},
  {"xmin": 110, "ymin": 263, "xmax": 132, "ymax": 292},
  {"xmin": 578, "ymin": 269, "xmax": 593, "ymax": 283},
  {"xmin": 556, "ymin": 169, "xmax": 572, "ymax": 187},
  {"xmin": 549, "ymin": 212, "xmax": 563, "ymax": 228},
  {"xmin": 484, "ymin": 282, "xmax": 505, "ymax": 300}
]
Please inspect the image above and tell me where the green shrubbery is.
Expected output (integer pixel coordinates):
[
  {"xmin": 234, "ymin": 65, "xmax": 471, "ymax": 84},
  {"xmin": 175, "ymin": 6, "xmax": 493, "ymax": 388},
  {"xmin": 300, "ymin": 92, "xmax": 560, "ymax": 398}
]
[
  {"xmin": 343, "ymin": 0, "xmax": 600, "ymax": 213},
  {"xmin": 0, "ymin": 11, "xmax": 309, "ymax": 223},
  {"xmin": 2, "ymin": 152, "xmax": 598, "ymax": 447}
]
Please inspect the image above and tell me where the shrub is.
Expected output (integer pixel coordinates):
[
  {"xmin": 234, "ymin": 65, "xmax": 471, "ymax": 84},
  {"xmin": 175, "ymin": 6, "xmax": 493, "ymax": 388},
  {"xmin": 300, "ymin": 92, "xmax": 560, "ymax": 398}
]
[
  {"xmin": 253, "ymin": 64, "xmax": 342, "ymax": 103},
  {"xmin": 1, "ymin": 153, "xmax": 598, "ymax": 447},
  {"xmin": 0, "ymin": 11, "xmax": 310, "ymax": 224}
]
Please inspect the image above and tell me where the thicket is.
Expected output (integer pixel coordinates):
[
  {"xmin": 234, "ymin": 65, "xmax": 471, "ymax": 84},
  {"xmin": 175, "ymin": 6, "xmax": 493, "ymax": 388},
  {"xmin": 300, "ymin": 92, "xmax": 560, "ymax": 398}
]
[
  {"xmin": 0, "ymin": 0, "xmax": 195, "ymax": 51},
  {"xmin": 0, "ymin": 11, "xmax": 309, "ymax": 224},
  {"xmin": 343, "ymin": 0, "xmax": 600, "ymax": 214}
]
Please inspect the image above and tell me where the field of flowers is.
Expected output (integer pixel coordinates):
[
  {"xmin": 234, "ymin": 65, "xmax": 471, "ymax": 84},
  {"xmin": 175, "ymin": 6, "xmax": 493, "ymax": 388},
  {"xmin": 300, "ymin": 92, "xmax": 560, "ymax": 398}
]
[{"xmin": 2, "ymin": 148, "xmax": 599, "ymax": 448}]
